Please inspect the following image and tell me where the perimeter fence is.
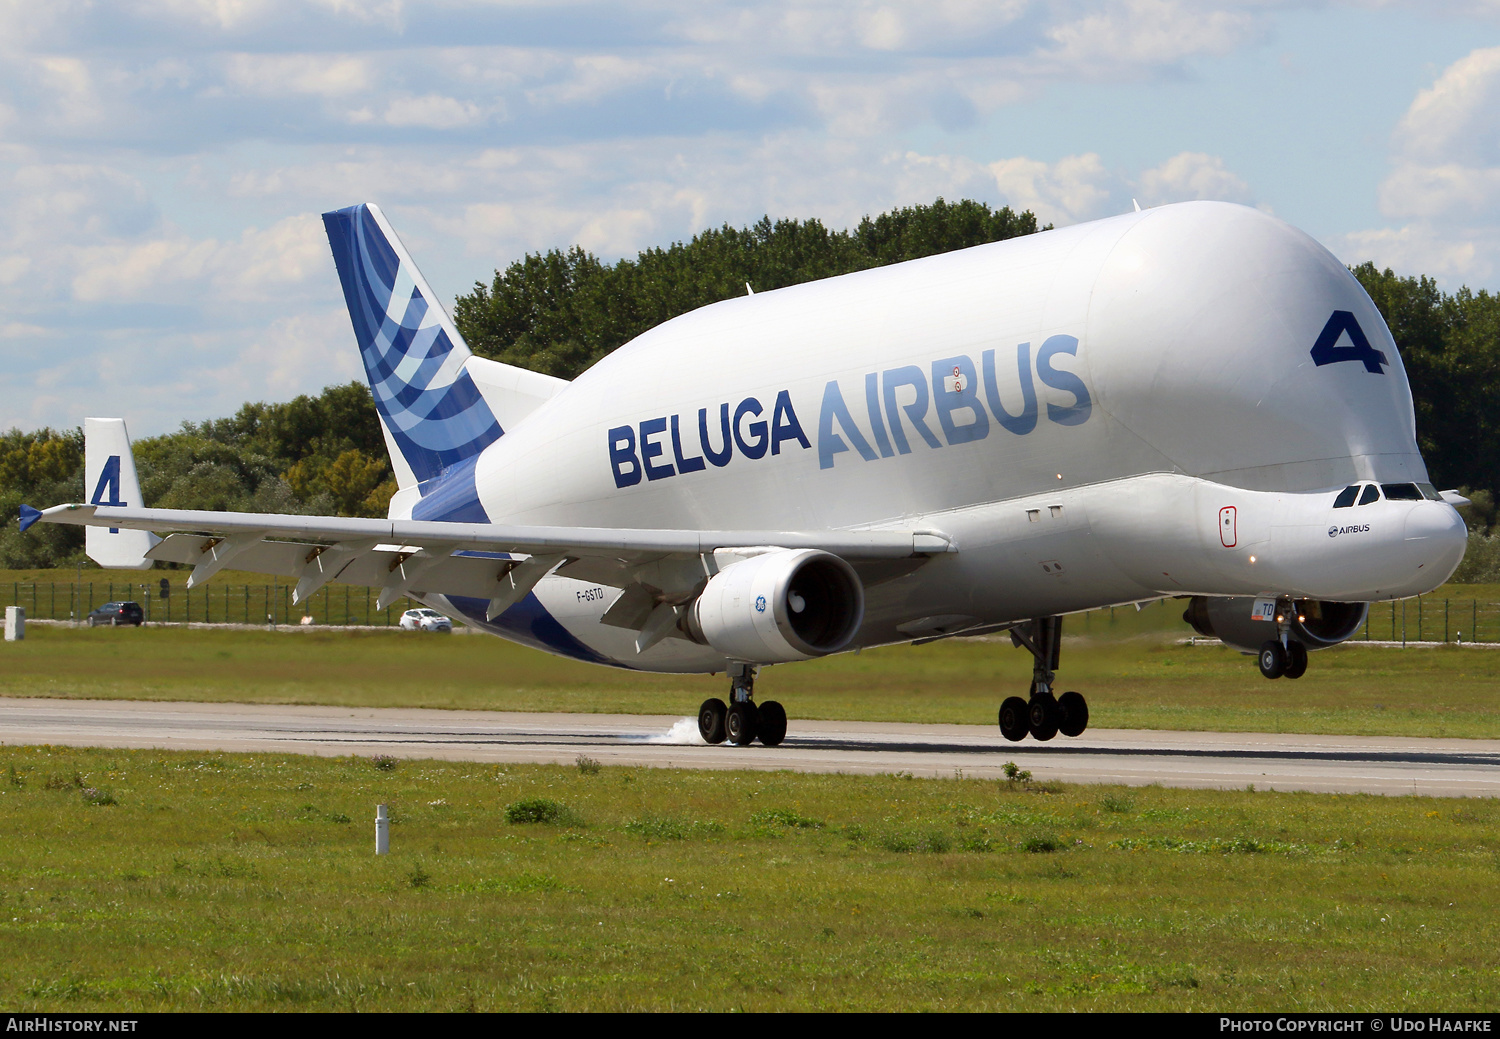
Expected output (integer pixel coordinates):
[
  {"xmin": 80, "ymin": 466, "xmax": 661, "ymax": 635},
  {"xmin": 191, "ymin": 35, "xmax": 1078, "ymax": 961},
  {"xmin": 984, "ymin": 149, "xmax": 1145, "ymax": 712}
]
[
  {"xmin": 3, "ymin": 579, "xmax": 1496, "ymax": 643},
  {"xmin": 5, "ymin": 579, "xmax": 419, "ymax": 627}
]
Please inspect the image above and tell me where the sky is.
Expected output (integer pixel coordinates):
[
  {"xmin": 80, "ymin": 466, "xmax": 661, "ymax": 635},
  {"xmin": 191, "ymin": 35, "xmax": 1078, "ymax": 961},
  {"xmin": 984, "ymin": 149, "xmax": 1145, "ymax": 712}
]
[{"xmin": 2, "ymin": 0, "xmax": 1499, "ymax": 436}]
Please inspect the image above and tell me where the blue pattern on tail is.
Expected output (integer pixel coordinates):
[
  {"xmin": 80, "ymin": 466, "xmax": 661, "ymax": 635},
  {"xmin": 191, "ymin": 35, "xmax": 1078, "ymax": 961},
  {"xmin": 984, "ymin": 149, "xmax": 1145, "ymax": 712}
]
[{"xmin": 323, "ymin": 203, "xmax": 502, "ymax": 485}]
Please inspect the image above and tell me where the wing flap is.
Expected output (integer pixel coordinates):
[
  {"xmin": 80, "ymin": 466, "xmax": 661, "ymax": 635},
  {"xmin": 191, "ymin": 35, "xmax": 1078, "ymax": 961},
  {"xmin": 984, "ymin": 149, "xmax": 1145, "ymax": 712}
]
[
  {"xmin": 148, "ymin": 534, "xmax": 312, "ymax": 577},
  {"xmin": 147, "ymin": 533, "xmax": 550, "ymax": 602}
]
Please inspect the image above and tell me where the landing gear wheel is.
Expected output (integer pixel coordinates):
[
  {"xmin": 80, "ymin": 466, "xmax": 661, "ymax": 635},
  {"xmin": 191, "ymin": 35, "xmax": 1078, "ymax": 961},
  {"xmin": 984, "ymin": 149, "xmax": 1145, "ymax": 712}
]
[
  {"xmin": 1028, "ymin": 695, "xmax": 1060, "ymax": 742},
  {"xmin": 1057, "ymin": 691, "xmax": 1089, "ymax": 738},
  {"xmin": 757, "ymin": 701, "xmax": 787, "ymax": 746},
  {"xmin": 1258, "ymin": 640, "xmax": 1287, "ymax": 680},
  {"xmin": 1283, "ymin": 641, "xmax": 1308, "ymax": 680},
  {"xmin": 725, "ymin": 702, "xmax": 759, "ymax": 746},
  {"xmin": 999, "ymin": 697, "xmax": 1030, "ymax": 742},
  {"xmin": 697, "ymin": 698, "xmax": 727, "ymax": 745}
]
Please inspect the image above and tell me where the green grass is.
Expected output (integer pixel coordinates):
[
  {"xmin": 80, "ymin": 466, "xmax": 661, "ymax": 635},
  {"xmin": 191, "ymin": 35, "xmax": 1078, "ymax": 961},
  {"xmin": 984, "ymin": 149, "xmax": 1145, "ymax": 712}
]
[
  {"xmin": 0, "ymin": 745, "xmax": 1495, "ymax": 1011},
  {"xmin": 4, "ymin": 621, "xmax": 1500, "ymax": 738}
]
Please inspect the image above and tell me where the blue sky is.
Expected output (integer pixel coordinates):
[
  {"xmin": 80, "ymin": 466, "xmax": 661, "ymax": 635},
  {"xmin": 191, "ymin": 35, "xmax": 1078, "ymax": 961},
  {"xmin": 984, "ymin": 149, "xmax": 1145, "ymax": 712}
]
[{"xmin": 2, "ymin": 0, "xmax": 1498, "ymax": 435}]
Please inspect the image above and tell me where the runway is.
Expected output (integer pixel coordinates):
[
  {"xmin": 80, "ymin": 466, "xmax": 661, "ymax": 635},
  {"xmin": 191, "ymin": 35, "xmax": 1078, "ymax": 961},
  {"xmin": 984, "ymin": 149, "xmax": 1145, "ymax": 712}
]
[{"xmin": 1, "ymin": 697, "xmax": 1497, "ymax": 797}]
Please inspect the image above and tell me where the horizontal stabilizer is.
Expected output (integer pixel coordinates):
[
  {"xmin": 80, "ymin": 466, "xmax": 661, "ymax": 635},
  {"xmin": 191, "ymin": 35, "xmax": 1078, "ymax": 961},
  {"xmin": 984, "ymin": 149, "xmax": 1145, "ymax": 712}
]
[{"xmin": 465, "ymin": 355, "xmax": 568, "ymax": 434}]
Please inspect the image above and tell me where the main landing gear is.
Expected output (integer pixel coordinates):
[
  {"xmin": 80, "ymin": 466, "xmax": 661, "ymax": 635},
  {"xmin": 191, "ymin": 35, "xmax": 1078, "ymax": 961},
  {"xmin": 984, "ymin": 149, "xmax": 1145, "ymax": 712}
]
[
  {"xmin": 999, "ymin": 616, "xmax": 1089, "ymax": 743},
  {"xmin": 698, "ymin": 663, "xmax": 788, "ymax": 747}
]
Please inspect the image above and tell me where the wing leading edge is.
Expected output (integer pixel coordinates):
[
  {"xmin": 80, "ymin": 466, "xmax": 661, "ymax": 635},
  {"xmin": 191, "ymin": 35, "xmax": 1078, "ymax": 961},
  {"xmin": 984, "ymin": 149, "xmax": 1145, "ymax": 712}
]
[{"xmin": 25, "ymin": 502, "xmax": 955, "ymax": 619}]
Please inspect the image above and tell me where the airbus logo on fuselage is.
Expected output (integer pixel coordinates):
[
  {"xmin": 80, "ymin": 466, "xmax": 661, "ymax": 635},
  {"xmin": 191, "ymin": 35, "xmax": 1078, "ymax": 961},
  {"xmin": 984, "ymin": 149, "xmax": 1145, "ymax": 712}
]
[
  {"xmin": 1328, "ymin": 524, "xmax": 1371, "ymax": 538},
  {"xmin": 607, "ymin": 334, "xmax": 1093, "ymax": 488}
]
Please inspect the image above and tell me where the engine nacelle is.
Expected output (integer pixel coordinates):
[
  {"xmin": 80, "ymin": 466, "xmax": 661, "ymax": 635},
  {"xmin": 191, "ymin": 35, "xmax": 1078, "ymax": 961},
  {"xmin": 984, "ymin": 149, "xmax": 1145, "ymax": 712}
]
[
  {"xmin": 689, "ymin": 549, "xmax": 864, "ymax": 663},
  {"xmin": 1182, "ymin": 596, "xmax": 1368, "ymax": 654}
]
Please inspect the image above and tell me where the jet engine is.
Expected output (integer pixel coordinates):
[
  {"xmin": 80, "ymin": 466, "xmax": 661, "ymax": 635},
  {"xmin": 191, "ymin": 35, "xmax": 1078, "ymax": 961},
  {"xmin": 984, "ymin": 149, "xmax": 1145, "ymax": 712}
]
[
  {"xmin": 689, "ymin": 549, "xmax": 864, "ymax": 663},
  {"xmin": 1182, "ymin": 596, "xmax": 1368, "ymax": 653}
]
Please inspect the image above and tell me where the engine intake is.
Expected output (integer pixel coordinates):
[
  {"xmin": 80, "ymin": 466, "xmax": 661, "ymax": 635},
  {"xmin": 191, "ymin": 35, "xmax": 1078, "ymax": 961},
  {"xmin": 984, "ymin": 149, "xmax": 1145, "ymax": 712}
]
[
  {"xmin": 1183, "ymin": 596, "xmax": 1368, "ymax": 654},
  {"xmin": 690, "ymin": 549, "xmax": 864, "ymax": 663}
]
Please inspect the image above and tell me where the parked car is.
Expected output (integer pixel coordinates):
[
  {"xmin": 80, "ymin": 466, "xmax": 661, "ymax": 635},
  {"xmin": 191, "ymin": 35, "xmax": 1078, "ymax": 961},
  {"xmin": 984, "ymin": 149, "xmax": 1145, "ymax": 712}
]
[
  {"xmin": 399, "ymin": 608, "xmax": 453, "ymax": 632},
  {"xmin": 87, "ymin": 602, "xmax": 143, "ymax": 627}
]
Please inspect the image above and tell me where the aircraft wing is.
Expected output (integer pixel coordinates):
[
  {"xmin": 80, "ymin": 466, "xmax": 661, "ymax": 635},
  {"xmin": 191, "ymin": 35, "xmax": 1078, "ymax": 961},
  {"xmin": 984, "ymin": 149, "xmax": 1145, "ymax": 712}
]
[{"xmin": 21, "ymin": 502, "xmax": 954, "ymax": 612}]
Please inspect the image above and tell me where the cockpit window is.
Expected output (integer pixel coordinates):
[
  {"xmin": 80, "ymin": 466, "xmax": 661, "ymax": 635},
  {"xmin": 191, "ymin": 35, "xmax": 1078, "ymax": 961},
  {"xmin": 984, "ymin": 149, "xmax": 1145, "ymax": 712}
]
[
  {"xmin": 1417, "ymin": 482, "xmax": 1443, "ymax": 501},
  {"xmin": 1382, "ymin": 483, "xmax": 1423, "ymax": 501},
  {"xmin": 1333, "ymin": 485, "xmax": 1359, "ymax": 508},
  {"xmin": 1358, "ymin": 484, "xmax": 1380, "ymax": 506}
]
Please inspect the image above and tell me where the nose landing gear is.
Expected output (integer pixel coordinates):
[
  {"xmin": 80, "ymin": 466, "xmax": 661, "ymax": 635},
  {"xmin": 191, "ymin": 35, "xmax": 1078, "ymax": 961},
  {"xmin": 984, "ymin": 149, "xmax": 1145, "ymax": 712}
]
[
  {"xmin": 1258, "ymin": 598, "xmax": 1309, "ymax": 680},
  {"xmin": 1000, "ymin": 616, "xmax": 1090, "ymax": 742},
  {"xmin": 697, "ymin": 663, "xmax": 788, "ymax": 747}
]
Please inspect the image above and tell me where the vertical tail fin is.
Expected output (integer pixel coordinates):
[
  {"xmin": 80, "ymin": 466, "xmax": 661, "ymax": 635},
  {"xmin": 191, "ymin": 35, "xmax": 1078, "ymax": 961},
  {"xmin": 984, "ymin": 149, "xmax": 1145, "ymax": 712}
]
[
  {"xmin": 83, "ymin": 417, "xmax": 159, "ymax": 569},
  {"xmin": 322, "ymin": 203, "xmax": 502, "ymax": 489}
]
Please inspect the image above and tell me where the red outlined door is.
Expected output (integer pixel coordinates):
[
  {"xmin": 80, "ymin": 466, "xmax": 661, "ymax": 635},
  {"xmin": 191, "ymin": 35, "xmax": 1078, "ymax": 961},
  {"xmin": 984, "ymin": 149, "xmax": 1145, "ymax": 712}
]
[{"xmin": 1219, "ymin": 506, "xmax": 1237, "ymax": 548}]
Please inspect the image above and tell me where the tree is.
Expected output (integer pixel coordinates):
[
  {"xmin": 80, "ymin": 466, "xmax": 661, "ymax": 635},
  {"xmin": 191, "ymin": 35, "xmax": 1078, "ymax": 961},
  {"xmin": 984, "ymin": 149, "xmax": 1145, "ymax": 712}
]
[{"xmin": 1352, "ymin": 263, "xmax": 1500, "ymax": 501}]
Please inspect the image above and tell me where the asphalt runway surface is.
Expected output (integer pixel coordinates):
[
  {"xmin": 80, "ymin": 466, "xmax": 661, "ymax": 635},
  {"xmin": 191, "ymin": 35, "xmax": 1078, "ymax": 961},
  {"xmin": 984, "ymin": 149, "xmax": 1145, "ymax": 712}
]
[{"xmin": 3, "ymin": 697, "xmax": 1499, "ymax": 797}]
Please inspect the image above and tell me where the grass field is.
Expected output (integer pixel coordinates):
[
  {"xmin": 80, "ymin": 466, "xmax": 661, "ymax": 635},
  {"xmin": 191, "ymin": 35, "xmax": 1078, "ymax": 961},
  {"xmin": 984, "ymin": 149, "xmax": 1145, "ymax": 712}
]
[
  {"xmin": 4, "ymin": 618, "xmax": 1500, "ymax": 739},
  {"xmin": 0, "ymin": 745, "xmax": 1495, "ymax": 1011},
  {"xmin": 4, "ymin": 580, "xmax": 1498, "ymax": 1012}
]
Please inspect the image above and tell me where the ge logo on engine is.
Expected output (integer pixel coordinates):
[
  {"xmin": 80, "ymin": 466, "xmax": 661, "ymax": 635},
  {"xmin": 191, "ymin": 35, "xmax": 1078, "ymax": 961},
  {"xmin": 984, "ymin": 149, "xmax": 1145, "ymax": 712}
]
[{"xmin": 755, "ymin": 595, "xmax": 767, "ymax": 613}]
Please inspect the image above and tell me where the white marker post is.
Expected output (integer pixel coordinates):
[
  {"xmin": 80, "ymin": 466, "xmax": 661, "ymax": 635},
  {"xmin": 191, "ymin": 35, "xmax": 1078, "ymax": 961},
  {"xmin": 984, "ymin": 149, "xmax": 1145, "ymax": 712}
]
[
  {"xmin": 375, "ymin": 804, "xmax": 389, "ymax": 855},
  {"xmin": 4, "ymin": 607, "xmax": 23, "ymax": 642}
]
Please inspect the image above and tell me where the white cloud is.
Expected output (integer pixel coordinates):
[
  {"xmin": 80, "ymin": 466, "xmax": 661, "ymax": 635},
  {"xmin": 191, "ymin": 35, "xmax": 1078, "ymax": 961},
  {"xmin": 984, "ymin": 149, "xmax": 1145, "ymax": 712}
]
[
  {"xmin": 1137, "ymin": 151, "xmax": 1253, "ymax": 207},
  {"xmin": 379, "ymin": 94, "xmax": 488, "ymax": 129},
  {"xmin": 1042, "ymin": 0, "xmax": 1261, "ymax": 73},
  {"xmin": 1331, "ymin": 223, "xmax": 1488, "ymax": 287},
  {"xmin": 1392, "ymin": 45, "xmax": 1500, "ymax": 166},
  {"xmin": 987, "ymin": 153, "xmax": 1119, "ymax": 225},
  {"xmin": 0, "ymin": 256, "xmax": 30, "ymax": 284},
  {"xmin": 35, "ymin": 56, "xmax": 106, "ymax": 129},
  {"xmin": 224, "ymin": 53, "xmax": 374, "ymax": 97},
  {"xmin": 70, "ymin": 213, "xmax": 332, "ymax": 304},
  {"xmin": 1379, "ymin": 162, "xmax": 1500, "ymax": 221},
  {"xmin": 1345, "ymin": 44, "xmax": 1500, "ymax": 287},
  {"xmin": 217, "ymin": 306, "xmax": 363, "ymax": 400}
]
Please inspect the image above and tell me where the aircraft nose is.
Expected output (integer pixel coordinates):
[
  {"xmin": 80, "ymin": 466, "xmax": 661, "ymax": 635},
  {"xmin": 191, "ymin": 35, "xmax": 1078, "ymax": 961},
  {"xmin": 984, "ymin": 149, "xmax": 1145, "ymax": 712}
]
[{"xmin": 1404, "ymin": 501, "xmax": 1469, "ymax": 580}]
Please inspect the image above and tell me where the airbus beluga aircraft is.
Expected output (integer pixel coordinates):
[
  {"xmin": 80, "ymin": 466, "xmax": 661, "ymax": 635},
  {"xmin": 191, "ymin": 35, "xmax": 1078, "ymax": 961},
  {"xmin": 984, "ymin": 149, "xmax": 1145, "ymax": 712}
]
[{"xmin": 22, "ymin": 200, "xmax": 1469, "ymax": 746}]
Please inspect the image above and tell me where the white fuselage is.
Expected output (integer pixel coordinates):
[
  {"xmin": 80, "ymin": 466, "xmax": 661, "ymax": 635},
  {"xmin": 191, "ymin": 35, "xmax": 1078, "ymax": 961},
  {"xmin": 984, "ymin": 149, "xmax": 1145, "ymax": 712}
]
[{"xmin": 413, "ymin": 201, "xmax": 1466, "ymax": 672}]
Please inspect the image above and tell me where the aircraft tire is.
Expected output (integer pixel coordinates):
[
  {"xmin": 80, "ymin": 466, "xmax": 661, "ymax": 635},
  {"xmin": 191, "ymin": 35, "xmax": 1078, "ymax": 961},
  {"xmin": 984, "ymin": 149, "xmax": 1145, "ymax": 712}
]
[
  {"xmin": 998, "ymin": 697, "xmax": 1029, "ymax": 742},
  {"xmin": 1058, "ymin": 691, "xmax": 1088, "ymax": 737},
  {"xmin": 1283, "ymin": 641, "xmax": 1308, "ymax": 680},
  {"xmin": 1028, "ymin": 695, "xmax": 1060, "ymax": 742},
  {"xmin": 698, "ymin": 698, "xmax": 728, "ymax": 745},
  {"xmin": 1258, "ymin": 640, "xmax": 1287, "ymax": 680},
  {"xmin": 726, "ymin": 702, "xmax": 758, "ymax": 746},
  {"xmin": 758, "ymin": 701, "xmax": 788, "ymax": 746}
]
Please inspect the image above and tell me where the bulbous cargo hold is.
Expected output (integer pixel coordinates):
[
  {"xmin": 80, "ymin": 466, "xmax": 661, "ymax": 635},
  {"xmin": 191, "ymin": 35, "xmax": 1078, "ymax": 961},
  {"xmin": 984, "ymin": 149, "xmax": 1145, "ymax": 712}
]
[
  {"xmin": 1079, "ymin": 202, "xmax": 1426, "ymax": 496},
  {"xmin": 479, "ymin": 201, "xmax": 1433, "ymax": 538}
]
